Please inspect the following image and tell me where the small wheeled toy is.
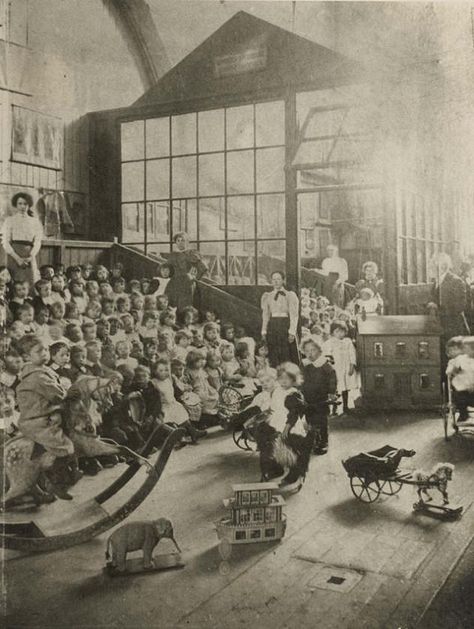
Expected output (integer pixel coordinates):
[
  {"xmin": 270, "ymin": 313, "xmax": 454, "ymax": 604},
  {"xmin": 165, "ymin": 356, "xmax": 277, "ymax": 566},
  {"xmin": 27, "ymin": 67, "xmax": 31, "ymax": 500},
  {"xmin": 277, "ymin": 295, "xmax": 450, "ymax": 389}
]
[
  {"xmin": 105, "ymin": 518, "xmax": 184, "ymax": 576},
  {"xmin": 215, "ymin": 482, "xmax": 286, "ymax": 561},
  {"xmin": 342, "ymin": 445, "xmax": 463, "ymax": 520},
  {"xmin": 217, "ymin": 384, "xmax": 254, "ymax": 431}
]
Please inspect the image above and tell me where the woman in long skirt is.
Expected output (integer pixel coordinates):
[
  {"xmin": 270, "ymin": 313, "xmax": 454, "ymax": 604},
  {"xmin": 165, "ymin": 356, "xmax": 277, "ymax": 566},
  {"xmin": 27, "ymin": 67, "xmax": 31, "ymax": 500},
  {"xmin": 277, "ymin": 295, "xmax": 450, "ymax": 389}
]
[
  {"xmin": 2, "ymin": 192, "xmax": 43, "ymax": 285},
  {"xmin": 166, "ymin": 232, "xmax": 207, "ymax": 313},
  {"xmin": 261, "ymin": 271, "xmax": 299, "ymax": 367}
]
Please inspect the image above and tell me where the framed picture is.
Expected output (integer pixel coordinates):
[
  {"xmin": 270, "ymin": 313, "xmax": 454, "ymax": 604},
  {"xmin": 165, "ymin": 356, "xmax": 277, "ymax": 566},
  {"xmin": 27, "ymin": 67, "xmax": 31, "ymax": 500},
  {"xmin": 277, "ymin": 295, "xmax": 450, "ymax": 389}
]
[{"xmin": 11, "ymin": 105, "xmax": 63, "ymax": 170}]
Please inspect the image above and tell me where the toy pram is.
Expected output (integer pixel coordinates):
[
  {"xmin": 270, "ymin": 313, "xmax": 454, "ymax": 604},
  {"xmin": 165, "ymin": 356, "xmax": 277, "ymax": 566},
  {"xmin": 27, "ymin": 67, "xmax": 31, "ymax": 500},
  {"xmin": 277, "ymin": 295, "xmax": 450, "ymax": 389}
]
[
  {"xmin": 342, "ymin": 445, "xmax": 416, "ymax": 503},
  {"xmin": 217, "ymin": 384, "xmax": 254, "ymax": 431},
  {"xmin": 342, "ymin": 445, "xmax": 462, "ymax": 518}
]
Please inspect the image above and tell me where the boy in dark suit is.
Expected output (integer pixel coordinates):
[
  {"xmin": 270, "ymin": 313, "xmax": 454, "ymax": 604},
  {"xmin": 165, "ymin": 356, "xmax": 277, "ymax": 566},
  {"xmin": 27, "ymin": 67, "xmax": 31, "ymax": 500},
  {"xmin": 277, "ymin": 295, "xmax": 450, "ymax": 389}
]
[{"xmin": 301, "ymin": 337, "xmax": 337, "ymax": 455}]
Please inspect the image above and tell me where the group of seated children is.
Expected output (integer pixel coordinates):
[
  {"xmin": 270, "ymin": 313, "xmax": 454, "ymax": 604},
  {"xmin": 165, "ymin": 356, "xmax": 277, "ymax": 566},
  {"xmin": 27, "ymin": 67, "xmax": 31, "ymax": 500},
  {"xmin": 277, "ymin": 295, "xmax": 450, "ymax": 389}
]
[
  {"xmin": 0, "ymin": 261, "xmax": 273, "ymax": 473},
  {"xmin": 0, "ymin": 260, "xmax": 364, "ymax": 499}
]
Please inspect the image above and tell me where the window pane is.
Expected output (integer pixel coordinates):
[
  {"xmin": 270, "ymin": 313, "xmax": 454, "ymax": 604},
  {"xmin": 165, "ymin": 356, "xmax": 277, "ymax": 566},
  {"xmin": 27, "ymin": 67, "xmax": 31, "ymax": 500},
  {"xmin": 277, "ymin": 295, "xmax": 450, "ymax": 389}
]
[
  {"xmin": 146, "ymin": 117, "xmax": 170, "ymax": 158},
  {"xmin": 256, "ymin": 147, "xmax": 285, "ymax": 193},
  {"xmin": 146, "ymin": 159, "xmax": 170, "ymax": 200},
  {"xmin": 172, "ymin": 199, "xmax": 197, "ymax": 241},
  {"xmin": 227, "ymin": 150, "xmax": 254, "ymax": 194},
  {"xmin": 122, "ymin": 161, "xmax": 144, "ymax": 202},
  {"xmin": 226, "ymin": 105, "xmax": 254, "ymax": 149},
  {"xmin": 257, "ymin": 194, "xmax": 285, "ymax": 238},
  {"xmin": 172, "ymin": 156, "xmax": 197, "ymax": 197},
  {"xmin": 199, "ymin": 109, "xmax": 224, "ymax": 153},
  {"xmin": 122, "ymin": 203, "xmax": 144, "ymax": 242},
  {"xmin": 228, "ymin": 196, "xmax": 255, "ymax": 240},
  {"xmin": 298, "ymin": 192, "xmax": 318, "ymax": 230},
  {"xmin": 199, "ymin": 198, "xmax": 225, "ymax": 240},
  {"xmin": 199, "ymin": 242, "xmax": 226, "ymax": 284},
  {"xmin": 257, "ymin": 240, "xmax": 286, "ymax": 285},
  {"xmin": 172, "ymin": 113, "xmax": 196, "ymax": 155},
  {"xmin": 228, "ymin": 242, "xmax": 256, "ymax": 285},
  {"xmin": 147, "ymin": 201, "xmax": 170, "ymax": 241},
  {"xmin": 121, "ymin": 121, "xmax": 144, "ymax": 161},
  {"xmin": 256, "ymin": 101, "xmax": 284, "ymax": 146},
  {"xmin": 199, "ymin": 153, "xmax": 225, "ymax": 196}
]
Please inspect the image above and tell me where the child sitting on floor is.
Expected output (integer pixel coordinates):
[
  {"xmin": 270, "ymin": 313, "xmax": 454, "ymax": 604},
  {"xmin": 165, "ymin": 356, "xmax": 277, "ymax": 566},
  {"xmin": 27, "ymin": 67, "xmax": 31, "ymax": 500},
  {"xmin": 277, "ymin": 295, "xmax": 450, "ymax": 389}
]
[
  {"xmin": 254, "ymin": 340, "xmax": 270, "ymax": 372},
  {"xmin": 202, "ymin": 322, "xmax": 221, "ymax": 352},
  {"xmin": 115, "ymin": 339, "xmax": 139, "ymax": 371},
  {"xmin": 220, "ymin": 341, "xmax": 241, "ymax": 383},
  {"xmin": 184, "ymin": 350, "xmax": 219, "ymax": 427},
  {"xmin": 173, "ymin": 329, "xmax": 193, "ymax": 362},
  {"xmin": 205, "ymin": 351, "xmax": 224, "ymax": 392},
  {"xmin": 152, "ymin": 359, "xmax": 207, "ymax": 445}
]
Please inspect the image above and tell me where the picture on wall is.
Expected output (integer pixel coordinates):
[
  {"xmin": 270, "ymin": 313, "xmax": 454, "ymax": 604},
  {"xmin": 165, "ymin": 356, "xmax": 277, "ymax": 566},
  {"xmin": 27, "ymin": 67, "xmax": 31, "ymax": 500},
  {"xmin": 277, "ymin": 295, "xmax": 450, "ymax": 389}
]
[{"xmin": 11, "ymin": 105, "xmax": 63, "ymax": 170}]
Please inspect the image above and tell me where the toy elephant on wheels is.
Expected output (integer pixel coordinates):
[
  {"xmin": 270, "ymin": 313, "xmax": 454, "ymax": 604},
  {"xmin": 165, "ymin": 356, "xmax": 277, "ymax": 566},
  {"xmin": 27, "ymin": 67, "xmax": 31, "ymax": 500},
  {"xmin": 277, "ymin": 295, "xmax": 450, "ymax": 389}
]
[{"xmin": 106, "ymin": 518, "xmax": 181, "ymax": 572}]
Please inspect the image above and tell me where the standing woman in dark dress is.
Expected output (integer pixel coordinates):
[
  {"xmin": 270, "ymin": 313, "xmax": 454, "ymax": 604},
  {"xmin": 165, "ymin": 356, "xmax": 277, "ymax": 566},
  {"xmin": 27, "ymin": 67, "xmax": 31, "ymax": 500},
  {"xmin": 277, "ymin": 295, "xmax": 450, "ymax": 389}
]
[
  {"xmin": 166, "ymin": 232, "xmax": 207, "ymax": 312},
  {"xmin": 2, "ymin": 193, "xmax": 43, "ymax": 285},
  {"xmin": 261, "ymin": 271, "xmax": 299, "ymax": 367}
]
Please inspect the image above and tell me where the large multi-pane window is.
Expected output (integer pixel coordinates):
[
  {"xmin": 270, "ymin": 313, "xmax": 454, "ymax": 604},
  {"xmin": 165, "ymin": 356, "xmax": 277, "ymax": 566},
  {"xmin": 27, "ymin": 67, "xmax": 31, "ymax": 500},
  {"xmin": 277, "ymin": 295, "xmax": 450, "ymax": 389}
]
[
  {"xmin": 397, "ymin": 191, "xmax": 454, "ymax": 285},
  {"xmin": 120, "ymin": 101, "xmax": 286, "ymax": 285}
]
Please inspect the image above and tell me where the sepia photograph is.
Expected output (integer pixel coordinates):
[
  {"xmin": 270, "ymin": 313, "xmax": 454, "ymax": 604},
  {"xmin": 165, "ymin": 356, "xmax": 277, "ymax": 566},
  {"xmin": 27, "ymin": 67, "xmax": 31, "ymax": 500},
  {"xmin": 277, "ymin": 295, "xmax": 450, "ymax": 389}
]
[{"xmin": 1, "ymin": 0, "xmax": 474, "ymax": 627}]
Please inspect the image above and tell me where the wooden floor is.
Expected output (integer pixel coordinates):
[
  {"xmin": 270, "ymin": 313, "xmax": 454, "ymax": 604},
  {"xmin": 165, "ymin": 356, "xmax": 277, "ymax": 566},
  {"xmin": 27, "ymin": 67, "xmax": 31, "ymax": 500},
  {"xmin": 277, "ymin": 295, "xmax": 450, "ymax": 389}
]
[{"xmin": 5, "ymin": 412, "xmax": 474, "ymax": 629}]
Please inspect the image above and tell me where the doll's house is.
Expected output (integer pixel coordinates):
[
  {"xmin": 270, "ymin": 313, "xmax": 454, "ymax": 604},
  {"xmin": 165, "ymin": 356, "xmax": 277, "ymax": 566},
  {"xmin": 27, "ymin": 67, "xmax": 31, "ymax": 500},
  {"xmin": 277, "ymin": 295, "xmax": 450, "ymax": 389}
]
[{"xmin": 357, "ymin": 315, "xmax": 441, "ymax": 410}]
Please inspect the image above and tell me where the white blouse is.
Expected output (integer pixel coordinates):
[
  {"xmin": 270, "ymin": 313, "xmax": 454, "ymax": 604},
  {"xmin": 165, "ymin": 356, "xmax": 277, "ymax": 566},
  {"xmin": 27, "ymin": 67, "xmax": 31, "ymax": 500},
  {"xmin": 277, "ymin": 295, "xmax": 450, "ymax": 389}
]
[
  {"xmin": 2, "ymin": 214, "xmax": 43, "ymax": 257},
  {"xmin": 261, "ymin": 289, "xmax": 299, "ymax": 336}
]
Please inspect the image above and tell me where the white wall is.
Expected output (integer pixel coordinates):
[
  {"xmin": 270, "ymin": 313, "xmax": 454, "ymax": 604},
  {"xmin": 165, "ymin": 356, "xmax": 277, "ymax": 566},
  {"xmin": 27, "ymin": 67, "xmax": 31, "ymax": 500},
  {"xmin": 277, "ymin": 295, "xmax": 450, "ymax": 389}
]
[{"xmin": 0, "ymin": 0, "xmax": 142, "ymax": 226}]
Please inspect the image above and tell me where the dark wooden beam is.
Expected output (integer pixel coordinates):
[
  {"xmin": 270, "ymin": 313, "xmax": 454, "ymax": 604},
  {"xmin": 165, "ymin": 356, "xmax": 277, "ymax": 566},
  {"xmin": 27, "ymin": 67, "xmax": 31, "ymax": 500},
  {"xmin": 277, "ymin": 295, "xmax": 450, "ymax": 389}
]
[{"xmin": 285, "ymin": 89, "xmax": 300, "ymax": 293}]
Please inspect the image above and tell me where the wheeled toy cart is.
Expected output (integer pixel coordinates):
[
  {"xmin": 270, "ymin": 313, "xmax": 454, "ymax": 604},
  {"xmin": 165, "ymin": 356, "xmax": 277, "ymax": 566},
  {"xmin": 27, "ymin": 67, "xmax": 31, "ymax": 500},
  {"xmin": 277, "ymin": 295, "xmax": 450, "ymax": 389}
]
[{"xmin": 342, "ymin": 445, "xmax": 462, "ymax": 519}]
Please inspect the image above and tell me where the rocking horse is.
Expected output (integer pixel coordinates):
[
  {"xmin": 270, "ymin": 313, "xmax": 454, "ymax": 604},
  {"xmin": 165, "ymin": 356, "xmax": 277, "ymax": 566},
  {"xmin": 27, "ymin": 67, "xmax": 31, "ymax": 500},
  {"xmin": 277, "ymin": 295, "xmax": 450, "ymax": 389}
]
[{"xmin": 1, "ymin": 376, "xmax": 185, "ymax": 553}]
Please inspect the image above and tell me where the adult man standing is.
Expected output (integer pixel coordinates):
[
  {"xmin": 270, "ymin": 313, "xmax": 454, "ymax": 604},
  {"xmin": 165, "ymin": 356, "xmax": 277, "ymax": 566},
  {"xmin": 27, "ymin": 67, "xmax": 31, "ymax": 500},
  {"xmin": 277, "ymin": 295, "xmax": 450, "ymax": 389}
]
[{"xmin": 428, "ymin": 252, "xmax": 470, "ymax": 343}]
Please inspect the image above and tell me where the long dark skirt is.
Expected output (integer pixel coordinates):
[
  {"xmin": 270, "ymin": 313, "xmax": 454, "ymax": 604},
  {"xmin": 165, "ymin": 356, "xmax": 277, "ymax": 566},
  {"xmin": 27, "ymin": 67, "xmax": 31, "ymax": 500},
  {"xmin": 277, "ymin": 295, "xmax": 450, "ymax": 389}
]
[
  {"xmin": 267, "ymin": 317, "xmax": 298, "ymax": 368},
  {"xmin": 7, "ymin": 242, "xmax": 39, "ymax": 284}
]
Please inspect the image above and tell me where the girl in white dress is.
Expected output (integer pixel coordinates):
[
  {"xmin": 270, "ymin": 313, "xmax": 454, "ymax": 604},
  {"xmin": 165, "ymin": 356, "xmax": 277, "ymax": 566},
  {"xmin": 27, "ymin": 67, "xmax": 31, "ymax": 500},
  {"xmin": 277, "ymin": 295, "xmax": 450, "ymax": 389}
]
[
  {"xmin": 2, "ymin": 193, "xmax": 43, "ymax": 285},
  {"xmin": 152, "ymin": 359, "xmax": 207, "ymax": 443},
  {"xmin": 322, "ymin": 321, "xmax": 358, "ymax": 414}
]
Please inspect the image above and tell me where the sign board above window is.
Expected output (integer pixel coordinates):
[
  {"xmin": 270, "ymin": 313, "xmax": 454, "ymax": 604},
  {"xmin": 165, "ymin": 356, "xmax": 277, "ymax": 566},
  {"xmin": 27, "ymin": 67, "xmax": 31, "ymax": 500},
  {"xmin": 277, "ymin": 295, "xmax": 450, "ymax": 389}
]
[{"xmin": 214, "ymin": 47, "xmax": 267, "ymax": 78}]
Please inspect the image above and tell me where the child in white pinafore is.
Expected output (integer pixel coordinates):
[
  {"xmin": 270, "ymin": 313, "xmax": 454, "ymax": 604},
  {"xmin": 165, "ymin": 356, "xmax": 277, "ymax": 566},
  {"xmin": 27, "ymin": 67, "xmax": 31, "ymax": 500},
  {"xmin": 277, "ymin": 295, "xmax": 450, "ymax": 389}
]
[
  {"xmin": 152, "ymin": 359, "xmax": 207, "ymax": 443},
  {"xmin": 322, "ymin": 320, "xmax": 358, "ymax": 415}
]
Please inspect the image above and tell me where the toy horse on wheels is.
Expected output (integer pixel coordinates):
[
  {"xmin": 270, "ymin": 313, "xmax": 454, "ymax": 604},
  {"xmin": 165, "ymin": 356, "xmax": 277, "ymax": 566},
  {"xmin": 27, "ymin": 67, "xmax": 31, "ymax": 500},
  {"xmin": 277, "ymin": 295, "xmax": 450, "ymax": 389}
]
[{"xmin": 412, "ymin": 462, "xmax": 462, "ymax": 519}]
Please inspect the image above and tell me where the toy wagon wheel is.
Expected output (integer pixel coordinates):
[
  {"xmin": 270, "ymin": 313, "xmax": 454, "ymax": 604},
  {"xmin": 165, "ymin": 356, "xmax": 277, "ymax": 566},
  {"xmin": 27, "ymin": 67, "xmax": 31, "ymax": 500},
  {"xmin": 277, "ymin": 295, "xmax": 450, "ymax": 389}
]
[
  {"xmin": 233, "ymin": 429, "xmax": 255, "ymax": 452},
  {"xmin": 350, "ymin": 476, "xmax": 381, "ymax": 503},
  {"xmin": 379, "ymin": 479, "xmax": 403, "ymax": 496},
  {"xmin": 219, "ymin": 539, "xmax": 232, "ymax": 560}
]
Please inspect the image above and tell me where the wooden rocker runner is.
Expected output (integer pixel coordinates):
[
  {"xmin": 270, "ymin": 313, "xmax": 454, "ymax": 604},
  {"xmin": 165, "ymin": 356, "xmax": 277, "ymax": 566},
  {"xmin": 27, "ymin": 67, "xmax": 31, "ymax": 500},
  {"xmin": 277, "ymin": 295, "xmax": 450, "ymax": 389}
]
[{"xmin": 1, "ymin": 427, "xmax": 185, "ymax": 553}]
